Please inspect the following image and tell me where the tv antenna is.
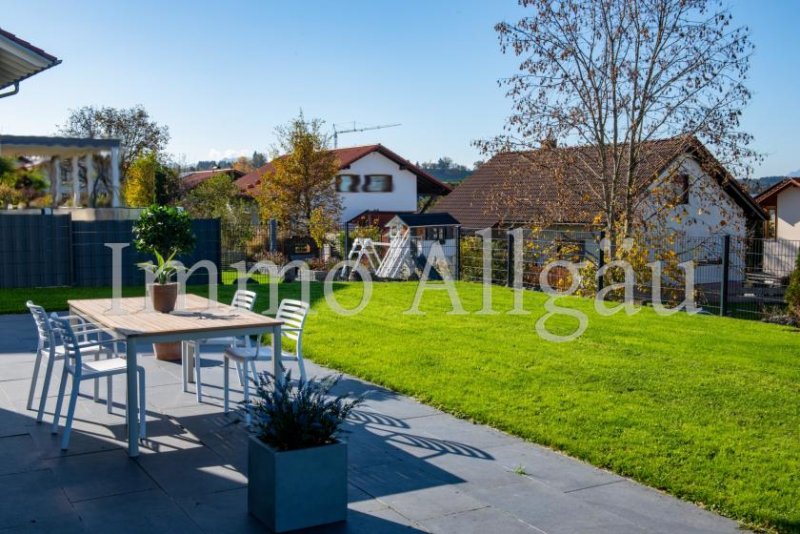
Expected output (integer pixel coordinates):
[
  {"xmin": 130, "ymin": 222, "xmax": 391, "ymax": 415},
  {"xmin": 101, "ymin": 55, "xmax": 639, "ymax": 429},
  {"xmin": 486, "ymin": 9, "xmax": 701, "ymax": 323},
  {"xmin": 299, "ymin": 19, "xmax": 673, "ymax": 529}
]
[{"xmin": 332, "ymin": 122, "xmax": 401, "ymax": 148}]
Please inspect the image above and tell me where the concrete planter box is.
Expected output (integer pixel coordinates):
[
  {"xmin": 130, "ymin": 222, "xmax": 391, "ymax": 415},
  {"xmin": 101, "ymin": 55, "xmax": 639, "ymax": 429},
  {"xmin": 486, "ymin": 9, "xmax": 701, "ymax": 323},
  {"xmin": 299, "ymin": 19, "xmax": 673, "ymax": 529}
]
[{"xmin": 248, "ymin": 436, "xmax": 347, "ymax": 532}]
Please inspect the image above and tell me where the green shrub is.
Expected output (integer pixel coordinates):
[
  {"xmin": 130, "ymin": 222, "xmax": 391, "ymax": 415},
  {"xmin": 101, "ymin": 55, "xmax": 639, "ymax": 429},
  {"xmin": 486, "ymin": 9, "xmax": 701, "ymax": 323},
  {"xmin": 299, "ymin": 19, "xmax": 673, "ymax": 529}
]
[
  {"xmin": 785, "ymin": 249, "xmax": 800, "ymax": 323},
  {"xmin": 133, "ymin": 205, "xmax": 195, "ymax": 258},
  {"xmin": 248, "ymin": 372, "xmax": 362, "ymax": 451}
]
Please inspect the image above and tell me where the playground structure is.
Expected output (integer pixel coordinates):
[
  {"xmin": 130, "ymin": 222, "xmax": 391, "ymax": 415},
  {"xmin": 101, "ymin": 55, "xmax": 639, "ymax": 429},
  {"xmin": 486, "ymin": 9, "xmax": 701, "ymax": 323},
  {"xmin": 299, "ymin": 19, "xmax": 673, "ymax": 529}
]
[{"xmin": 342, "ymin": 213, "xmax": 459, "ymax": 280}]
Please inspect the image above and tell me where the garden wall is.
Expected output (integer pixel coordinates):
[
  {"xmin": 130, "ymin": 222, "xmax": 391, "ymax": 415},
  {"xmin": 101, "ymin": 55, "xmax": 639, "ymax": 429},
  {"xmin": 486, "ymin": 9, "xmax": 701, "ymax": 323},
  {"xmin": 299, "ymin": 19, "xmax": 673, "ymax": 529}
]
[{"xmin": 0, "ymin": 212, "xmax": 220, "ymax": 288}]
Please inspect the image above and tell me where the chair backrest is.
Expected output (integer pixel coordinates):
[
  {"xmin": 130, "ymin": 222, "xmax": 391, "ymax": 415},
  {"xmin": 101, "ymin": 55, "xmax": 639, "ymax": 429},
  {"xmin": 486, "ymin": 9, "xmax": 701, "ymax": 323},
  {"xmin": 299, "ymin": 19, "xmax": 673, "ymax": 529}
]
[
  {"xmin": 276, "ymin": 299, "xmax": 310, "ymax": 342},
  {"xmin": 48, "ymin": 315, "xmax": 83, "ymax": 369},
  {"xmin": 231, "ymin": 289, "xmax": 257, "ymax": 311},
  {"xmin": 27, "ymin": 301, "xmax": 53, "ymax": 349}
]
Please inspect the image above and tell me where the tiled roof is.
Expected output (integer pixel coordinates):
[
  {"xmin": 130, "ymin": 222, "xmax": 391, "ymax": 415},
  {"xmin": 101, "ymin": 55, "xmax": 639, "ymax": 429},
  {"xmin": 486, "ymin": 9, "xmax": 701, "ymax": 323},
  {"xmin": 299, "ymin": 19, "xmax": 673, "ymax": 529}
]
[
  {"xmin": 0, "ymin": 27, "xmax": 61, "ymax": 91},
  {"xmin": 180, "ymin": 168, "xmax": 245, "ymax": 190},
  {"xmin": 431, "ymin": 136, "xmax": 764, "ymax": 228},
  {"xmin": 754, "ymin": 178, "xmax": 800, "ymax": 208},
  {"xmin": 235, "ymin": 144, "xmax": 451, "ymax": 197}
]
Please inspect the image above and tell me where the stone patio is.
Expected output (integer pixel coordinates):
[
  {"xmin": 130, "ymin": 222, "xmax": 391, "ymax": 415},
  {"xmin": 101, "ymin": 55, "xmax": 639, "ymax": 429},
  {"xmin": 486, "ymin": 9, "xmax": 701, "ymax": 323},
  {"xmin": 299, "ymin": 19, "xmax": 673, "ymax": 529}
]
[{"xmin": 0, "ymin": 313, "xmax": 745, "ymax": 533}]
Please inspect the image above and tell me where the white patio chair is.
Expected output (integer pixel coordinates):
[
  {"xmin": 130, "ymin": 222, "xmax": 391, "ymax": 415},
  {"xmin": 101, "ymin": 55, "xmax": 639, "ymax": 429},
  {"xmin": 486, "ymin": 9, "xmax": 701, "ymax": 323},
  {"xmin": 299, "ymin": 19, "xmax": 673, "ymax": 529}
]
[
  {"xmin": 184, "ymin": 289, "xmax": 257, "ymax": 402},
  {"xmin": 222, "ymin": 299, "xmax": 310, "ymax": 420},
  {"xmin": 49, "ymin": 315, "xmax": 146, "ymax": 450},
  {"xmin": 26, "ymin": 301, "xmax": 122, "ymax": 423}
]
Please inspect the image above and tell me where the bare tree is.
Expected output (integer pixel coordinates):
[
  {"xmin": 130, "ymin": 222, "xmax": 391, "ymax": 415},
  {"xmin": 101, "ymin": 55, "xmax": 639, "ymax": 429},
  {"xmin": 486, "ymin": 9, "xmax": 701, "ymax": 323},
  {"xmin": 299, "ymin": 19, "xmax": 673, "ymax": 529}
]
[
  {"xmin": 58, "ymin": 105, "xmax": 170, "ymax": 177},
  {"xmin": 480, "ymin": 0, "xmax": 757, "ymax": 239}
]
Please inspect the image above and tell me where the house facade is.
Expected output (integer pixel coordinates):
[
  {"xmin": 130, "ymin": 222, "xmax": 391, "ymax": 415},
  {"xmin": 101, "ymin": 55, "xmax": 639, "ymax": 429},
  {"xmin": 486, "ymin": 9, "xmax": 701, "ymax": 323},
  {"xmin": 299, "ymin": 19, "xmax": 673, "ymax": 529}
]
[
  {"xmin": 756, "ymin": 178, "xmax": 800, "ymax": 276},
  {"xmin": 235, "ymin": 144, "xmax": 451, "ymax": 223},
  {"xmin": 431, "ymin": 136, "xmax": 765, "ymax": 284}
]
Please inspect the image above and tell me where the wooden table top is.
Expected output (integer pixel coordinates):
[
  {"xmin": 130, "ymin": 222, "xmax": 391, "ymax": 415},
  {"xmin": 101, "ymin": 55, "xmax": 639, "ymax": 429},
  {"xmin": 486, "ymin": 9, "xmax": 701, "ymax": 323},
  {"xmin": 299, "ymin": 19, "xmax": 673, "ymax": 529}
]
[{"xmin": 68, "ymin": 294, "xmax": 282, "ymax": 338}]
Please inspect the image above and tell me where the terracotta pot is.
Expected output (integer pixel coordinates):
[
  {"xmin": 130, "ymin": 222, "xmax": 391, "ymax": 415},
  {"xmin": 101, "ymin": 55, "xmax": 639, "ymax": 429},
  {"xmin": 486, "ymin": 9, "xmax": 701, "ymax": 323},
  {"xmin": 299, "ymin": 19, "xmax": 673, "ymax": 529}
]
[
  {"xmin": 153, "ymin": 341, "xmax": 182, "ymax": 361},
  {"xmin": 150, "ymin": 282, "xmax": 178, "ymax": 313}
]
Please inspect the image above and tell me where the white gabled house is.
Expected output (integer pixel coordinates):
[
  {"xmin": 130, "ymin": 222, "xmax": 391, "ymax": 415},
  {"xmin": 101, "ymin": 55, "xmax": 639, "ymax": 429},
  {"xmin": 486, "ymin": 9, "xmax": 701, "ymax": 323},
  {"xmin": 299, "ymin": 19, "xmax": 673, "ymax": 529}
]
[
  {"xmin": 235, "ymin": 144, "xmax": 451, "ymax": 223},
  {"xmin": 756, "ymin": 179, "xmax": 800, "ymax": 277}
]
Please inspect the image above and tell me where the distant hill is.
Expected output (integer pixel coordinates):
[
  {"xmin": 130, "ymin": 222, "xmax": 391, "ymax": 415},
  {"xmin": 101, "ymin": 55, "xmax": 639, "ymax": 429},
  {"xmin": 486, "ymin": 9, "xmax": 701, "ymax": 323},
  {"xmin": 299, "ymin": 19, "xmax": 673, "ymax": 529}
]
[
  {"xmin": 741, "ymin": 176, "xmax": 786, "ymax": 196},
  {"xmin": 419, "ymin": 157, "xmax": 476, "ymax": 184}
]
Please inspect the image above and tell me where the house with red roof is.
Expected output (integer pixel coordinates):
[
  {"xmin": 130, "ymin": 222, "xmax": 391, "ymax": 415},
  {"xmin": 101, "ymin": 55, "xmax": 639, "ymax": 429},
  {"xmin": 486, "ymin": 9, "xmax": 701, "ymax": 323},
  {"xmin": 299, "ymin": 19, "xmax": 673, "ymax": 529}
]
[
  {"xmin": 756, "ymin": 178, "xmax": 800, "ymax": 276},
  {"xmin": 235, "ymin": 144, "xmax": 451, "ymax": 222},
  {"xmin": 180, "ymin": 168, "xmax": 245, "ymax": 191}
]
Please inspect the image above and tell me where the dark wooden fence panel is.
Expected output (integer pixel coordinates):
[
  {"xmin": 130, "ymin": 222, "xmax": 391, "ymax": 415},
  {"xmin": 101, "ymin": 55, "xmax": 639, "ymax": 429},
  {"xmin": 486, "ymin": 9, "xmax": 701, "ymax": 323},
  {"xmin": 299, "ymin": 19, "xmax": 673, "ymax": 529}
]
[{"xmin": 0, "ymin": 214, "xmax": 220, "ymax": 289}]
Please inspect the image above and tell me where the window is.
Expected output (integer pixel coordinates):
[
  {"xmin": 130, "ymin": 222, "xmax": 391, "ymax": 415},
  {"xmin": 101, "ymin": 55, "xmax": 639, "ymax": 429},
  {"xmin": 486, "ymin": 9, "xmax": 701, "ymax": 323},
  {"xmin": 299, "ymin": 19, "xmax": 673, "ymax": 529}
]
[
  {"xmin": 425, "ymin": 227, "xmax": 450, "ymax": 242},
  {"xmin": 766, "ymin": 208, "xmax": 777, "ymax": 239},
  {"xmin": 363, "ymin": 174, "xmax": 393, "ymax": 192},
  {"xmin": 675, "ymin": 173, "xmax": 690, "ymax": 205},
  {"xmin": 335, "ymin": 174, "xmax": 360, "ymax": 193}
]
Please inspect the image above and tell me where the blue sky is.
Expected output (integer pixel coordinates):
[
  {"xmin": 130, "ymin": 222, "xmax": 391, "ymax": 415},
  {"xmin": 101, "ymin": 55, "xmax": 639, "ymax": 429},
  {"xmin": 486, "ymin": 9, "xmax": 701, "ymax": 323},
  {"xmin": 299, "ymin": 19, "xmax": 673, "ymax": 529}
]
[{"xmin": 1, "ymin": 0, "xmax": 798, "ymax": 176}]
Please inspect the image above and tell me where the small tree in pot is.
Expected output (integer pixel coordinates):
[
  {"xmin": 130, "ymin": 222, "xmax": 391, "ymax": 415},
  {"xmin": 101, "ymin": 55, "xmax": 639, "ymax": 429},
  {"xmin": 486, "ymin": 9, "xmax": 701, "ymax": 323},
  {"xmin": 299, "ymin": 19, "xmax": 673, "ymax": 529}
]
[
  {"xmin": 133, "ymin": 205, "xmax": 195, "ymax": 359},
  {"xmin": 246, "ymin": 372, "xmax": 361, "ymax": 532},
  {"xmin": 134, "ymin": 205, "xmax": 195, "ymax": 312}
]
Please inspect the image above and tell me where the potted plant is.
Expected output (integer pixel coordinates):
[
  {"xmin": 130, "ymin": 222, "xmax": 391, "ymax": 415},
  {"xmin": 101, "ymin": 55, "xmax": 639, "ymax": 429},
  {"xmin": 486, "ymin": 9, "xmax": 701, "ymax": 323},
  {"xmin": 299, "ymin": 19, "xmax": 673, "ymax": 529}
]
[
  {"xmin": 246, "ymin": 372, "xmax": 361, "ymax": 532},
  {"xmin": 133, "ymin": 205, "xmax": 195, "ymax": 360}
]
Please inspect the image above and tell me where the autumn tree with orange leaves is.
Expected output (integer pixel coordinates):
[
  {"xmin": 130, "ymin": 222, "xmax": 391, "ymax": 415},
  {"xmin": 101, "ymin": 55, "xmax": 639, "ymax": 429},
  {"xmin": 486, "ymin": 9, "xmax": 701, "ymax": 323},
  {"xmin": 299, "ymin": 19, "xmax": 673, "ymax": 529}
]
[{"xmin": 257, "ymin": 114, "xmax": 342, "ymax": 243}]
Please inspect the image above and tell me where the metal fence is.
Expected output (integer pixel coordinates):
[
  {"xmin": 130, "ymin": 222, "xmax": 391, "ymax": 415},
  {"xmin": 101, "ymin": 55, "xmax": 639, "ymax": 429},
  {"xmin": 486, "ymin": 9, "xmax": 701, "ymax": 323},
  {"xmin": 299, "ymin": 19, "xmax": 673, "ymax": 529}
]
[
  {"xmin": 154, "ymin": 216, "xmax": 800, "ymax": 322},
  {"xmin": 457, "ymin": 227, "xmax": 798, "ymax": 321},
  {"xmin": 0, "ymin": 213, "xmax": 221, "ymax": 288}
]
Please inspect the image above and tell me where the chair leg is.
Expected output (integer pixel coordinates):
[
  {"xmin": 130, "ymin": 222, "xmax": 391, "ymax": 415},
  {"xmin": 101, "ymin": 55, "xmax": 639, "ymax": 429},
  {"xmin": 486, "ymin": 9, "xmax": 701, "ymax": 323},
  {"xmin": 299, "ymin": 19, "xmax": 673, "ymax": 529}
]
[
  {"xmin": 138, "ymin": 367, "xmax": 146, "ymax": 439},
  {"xmin": 93, "ymin": 353, "xmax": 100, "ymax": 402},
  {"xmin": 60, "ymin": 379, "xmax": 80, "ymax": 450},
  {"xmin": 181, "ymin": 342, "xmax": 188, "ymax": 393},
  {"xmin": 37, "ymin": 348, "xmax": 56, "ymax": 423},
  {"xmin": 223, "ymin": 355, "xmax": 230, "ymax": 414},
  {"xmin": 235, "ymin": 361, "xmax": 245, "ymax": 387},
  {"xmin": 107, "ymin": 375, "xmax": 113, "ymax": 414},
  {"xmin": 27, "ymin": 346, "xmax": 44, "ymax": 411},
  {"xmin": 51, "ymin": 368, "xmax": 69, "ymax": 434},
  {"xmin": 243, "ymin": 365, "xmax": 251, "ymax": 426},
  {"xmin": 194, "ymin": 343, "xmax": 202, "ymax": 403},
  {"xmin": 297, "ymin": 353, "xmax": 307, "ymax": 383},
  {"xmin": 249, "ymin": 361, "xmax": 258, "ymax": 383}
]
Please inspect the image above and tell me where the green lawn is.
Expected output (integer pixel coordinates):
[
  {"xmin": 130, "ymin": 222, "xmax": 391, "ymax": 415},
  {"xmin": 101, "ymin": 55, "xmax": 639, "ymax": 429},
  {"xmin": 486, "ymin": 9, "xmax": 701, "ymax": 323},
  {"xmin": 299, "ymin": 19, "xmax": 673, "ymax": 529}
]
[{"xmin": 5, "ymin": 281, "xmax": 799, "ymax": 532}]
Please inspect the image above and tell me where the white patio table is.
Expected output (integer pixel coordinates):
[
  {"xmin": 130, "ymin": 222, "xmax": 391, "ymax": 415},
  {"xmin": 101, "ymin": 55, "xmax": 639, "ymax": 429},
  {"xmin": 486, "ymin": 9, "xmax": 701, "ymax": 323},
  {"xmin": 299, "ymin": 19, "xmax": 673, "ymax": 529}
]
[{"xmin": 68, "ymin": 294, "xmax": 283, "ymax": 457}]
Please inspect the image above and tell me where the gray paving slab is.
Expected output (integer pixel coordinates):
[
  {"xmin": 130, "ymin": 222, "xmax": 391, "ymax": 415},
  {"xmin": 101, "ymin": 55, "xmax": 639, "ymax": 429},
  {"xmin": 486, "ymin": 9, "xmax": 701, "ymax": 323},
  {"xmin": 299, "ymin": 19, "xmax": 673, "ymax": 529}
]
[
  {"xmin": 136, "ymin": 445, "xmax": 246, "ymax": 497},
  {"xmin": 464, "ymin": 478, "xmax": 648, "ymax": 534},
  {"xmin": 0, "ymin": 469, "xmax": 77, "ymax": 529},
  {"xmin": 420, "ymin": 506, "xmax": 543, "ymax": 534},
  {"xmin": 0, "ymin": 433, "xmax": 44, "ymax": 476},
  {"xmin": 72, "ymin": 488, "xmax": 199, "ymax": 532},
  {"xmin": 567, "ymin": 477, "xmax": 743, "ymax": 534},
  {"xmin": 42, "ymin": 449, "xmax": 155, "ymax": 503},
  {"xmin": 174, "ymin": 487, "xmax": 264, "ymax": 534},
  {"xmin": 487, "ymin": 441, "xmax": 624, "ymax": 492}
]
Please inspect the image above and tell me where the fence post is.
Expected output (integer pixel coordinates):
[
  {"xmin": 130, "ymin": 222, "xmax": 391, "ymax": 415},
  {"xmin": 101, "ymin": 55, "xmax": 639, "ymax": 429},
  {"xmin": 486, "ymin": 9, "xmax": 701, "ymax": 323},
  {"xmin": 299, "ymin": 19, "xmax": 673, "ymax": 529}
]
[
  {"xmin": 506, "ymin": 231, "xmax": 514, "ymax": 287},
  {"xmin": 597, "ymin": 230, "xmax": 605, "ymax": 293},
  {"xmin": 343, "ymin": 222, "xmax": 350, "ymax": 259},
  {"xmin": 215, "ymin": 219, "xmax": 223, "ymax": 284},
  {"xmin": 269, "ymin": 219, "xmax": 278, "ymax": 253},
  {"xmin": 720, "ymin": 234, "xmax": 730, "ymax": 317},
  {"xmin": 454, "ymin": 225, "xmax": 461, "ymax": 281}
]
